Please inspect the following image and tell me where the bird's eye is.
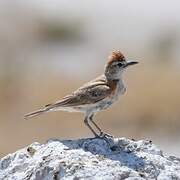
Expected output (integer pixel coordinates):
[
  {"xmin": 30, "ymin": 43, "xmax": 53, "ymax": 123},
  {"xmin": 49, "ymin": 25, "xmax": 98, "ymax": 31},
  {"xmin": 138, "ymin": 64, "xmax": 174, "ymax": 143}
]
[{"xmin": 117, "ymin": 63, "xmax": 123, "ymax": 67}]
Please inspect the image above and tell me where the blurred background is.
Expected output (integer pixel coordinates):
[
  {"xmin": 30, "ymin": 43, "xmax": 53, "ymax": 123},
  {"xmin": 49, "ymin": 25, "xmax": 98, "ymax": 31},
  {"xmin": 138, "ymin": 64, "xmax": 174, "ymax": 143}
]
[{"xmin": 0, "ymin": 0, "xmax": 180, "ymax": 157}]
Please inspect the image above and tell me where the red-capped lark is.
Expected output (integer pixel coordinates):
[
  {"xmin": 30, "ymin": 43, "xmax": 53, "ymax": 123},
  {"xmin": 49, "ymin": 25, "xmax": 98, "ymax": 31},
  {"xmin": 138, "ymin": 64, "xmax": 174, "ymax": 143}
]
[{"xmin": 25, "ymin": 50, "xmax": 138, "ymax": 137}]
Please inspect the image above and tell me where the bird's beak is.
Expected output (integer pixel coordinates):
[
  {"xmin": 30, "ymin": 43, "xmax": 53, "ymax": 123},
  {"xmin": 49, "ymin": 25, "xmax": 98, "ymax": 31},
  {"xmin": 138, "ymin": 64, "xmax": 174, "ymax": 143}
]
[{"xmin": 124, "ymin": 60, "xmax": 139, "ymax": 68}]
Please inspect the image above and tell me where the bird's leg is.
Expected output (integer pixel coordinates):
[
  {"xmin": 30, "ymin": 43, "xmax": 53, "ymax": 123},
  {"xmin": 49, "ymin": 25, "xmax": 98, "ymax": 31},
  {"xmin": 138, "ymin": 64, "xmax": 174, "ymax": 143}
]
[
  {"xmin": 89, "ymin": 114, "xmax": 103, "ymax": 133},
  {"xmin": 89, "ymin": 115, "xmax": 113, "ymax": 138},
  {"xmin": 84, "ymin": 116, "xmax": 99, "ymax": 137}
]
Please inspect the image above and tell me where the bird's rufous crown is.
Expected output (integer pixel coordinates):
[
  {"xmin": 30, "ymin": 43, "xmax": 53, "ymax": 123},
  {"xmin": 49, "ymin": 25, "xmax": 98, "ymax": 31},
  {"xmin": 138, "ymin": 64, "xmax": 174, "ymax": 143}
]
[{"xmin": 108, "ymin": 50, "xmax": 125, "ymax": 65}]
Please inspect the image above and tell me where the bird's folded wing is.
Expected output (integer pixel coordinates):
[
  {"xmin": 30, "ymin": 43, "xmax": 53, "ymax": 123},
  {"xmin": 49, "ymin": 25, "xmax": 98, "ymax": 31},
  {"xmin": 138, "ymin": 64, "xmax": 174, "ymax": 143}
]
[{"xmin": 45, "ymin": 83, "xmax": 111, "ymax": 109}]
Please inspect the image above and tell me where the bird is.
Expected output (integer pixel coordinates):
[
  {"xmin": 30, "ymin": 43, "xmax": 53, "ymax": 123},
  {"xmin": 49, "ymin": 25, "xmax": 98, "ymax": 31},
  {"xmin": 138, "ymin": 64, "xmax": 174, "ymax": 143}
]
[{"xmin": 24, "ymin": 50, "xmax": 138, "ymax": 137}]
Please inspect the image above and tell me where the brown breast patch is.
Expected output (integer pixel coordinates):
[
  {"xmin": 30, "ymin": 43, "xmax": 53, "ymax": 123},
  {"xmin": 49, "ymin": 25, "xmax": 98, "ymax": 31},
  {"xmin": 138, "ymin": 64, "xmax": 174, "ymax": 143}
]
[{"xmin": 107, "ymin": 80, "xmax": 118, "ymax": 96}]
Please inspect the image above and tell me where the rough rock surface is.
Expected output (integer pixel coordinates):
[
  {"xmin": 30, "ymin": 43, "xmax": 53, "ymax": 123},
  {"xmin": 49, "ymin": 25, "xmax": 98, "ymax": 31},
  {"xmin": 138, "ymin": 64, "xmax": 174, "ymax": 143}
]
[{"xmin": 0, "ymin": 137, "xmax": 180, "ymax": 180}]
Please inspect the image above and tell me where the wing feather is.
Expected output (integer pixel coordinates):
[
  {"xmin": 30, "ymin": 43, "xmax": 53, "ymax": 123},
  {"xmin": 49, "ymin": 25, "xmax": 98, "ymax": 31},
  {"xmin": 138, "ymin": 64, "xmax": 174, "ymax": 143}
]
[{"xmin": 45, "ymin": 82, "xmax": 111, "ymax": 109}]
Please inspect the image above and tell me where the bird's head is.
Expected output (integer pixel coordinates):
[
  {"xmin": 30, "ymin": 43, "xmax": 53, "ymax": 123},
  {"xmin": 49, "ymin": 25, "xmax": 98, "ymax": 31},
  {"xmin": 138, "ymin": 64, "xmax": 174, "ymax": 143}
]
[{"xmin": 105, "ymin": 50, "xmax": 138, "ymax": 80}]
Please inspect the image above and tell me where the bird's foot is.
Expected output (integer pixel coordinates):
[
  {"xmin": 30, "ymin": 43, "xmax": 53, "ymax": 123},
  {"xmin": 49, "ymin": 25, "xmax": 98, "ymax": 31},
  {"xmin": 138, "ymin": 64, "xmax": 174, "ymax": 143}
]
[
  {"xmin": 97, "ymin": 132, "xmax": 116, "ymax": 149},
  {"xmin": 99, "ymin": 132, "xmax": 114, "ymax": 138}
]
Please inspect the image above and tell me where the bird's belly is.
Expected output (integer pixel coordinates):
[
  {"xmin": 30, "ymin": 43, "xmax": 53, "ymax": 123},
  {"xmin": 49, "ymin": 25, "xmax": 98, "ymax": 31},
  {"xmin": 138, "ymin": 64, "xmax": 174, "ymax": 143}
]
[
  {"xmin": 98, "ymin": 100, "xmax": 114, "ymax": 110},
  {"xmin": 91, "ymin": 96, "xmax": 118, "ymax": 112},
  {"xmin": 95, "ymin": 86, "xmax": 126, "ymax": 111}
]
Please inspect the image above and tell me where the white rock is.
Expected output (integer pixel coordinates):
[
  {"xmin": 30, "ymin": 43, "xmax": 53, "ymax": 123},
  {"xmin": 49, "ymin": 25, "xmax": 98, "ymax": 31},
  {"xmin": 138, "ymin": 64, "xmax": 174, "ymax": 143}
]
[{"xmin": 0, "ymin": 137, "xmax": 180, "ymax": 180}]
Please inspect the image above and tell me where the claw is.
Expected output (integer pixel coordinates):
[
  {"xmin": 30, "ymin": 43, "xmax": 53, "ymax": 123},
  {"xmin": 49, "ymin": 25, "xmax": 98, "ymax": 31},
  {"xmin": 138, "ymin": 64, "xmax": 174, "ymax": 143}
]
[
  {"xmin": 98, "ymin": 132, "xmax": 115, "ymax": 149},
  {"xmin": 99, "ymin": 132, "xmax": 114, "ymax": 138}
]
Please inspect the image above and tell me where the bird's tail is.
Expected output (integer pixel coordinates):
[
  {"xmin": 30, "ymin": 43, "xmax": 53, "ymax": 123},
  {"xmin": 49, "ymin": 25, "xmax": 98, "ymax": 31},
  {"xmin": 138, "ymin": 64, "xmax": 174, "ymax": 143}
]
[{"xmin": 24, "ymin": 108, "xmax": 49, "ymax": 119}]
